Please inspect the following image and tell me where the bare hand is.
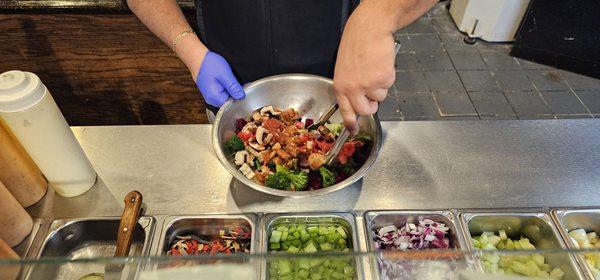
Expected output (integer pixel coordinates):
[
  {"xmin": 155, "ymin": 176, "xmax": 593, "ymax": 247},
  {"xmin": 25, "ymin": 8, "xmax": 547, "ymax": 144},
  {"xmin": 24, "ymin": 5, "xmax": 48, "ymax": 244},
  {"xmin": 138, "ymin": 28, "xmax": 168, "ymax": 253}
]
[{"xmin": 333, "ymin": 5, "xmax": 396, "ymax": 134}]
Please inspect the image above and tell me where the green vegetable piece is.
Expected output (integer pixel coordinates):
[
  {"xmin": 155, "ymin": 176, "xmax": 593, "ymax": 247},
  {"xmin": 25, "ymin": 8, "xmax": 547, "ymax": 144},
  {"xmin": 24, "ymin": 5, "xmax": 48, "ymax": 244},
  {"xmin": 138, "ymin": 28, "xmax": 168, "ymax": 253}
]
[
  {"xmin": 318, "ymin": 236, "xmax": 326, "ymax": 244},
  {"xmin": 336, "ymin": 227, "xmax": 347, "ymax": 239},
  {"xmin": 298, "ymin": 258, "xmax": 311, "ymax": 270},
  {"xmin": 279, "ymin": 260, "xmax": 292, "ymax": 276},
  {"xmin": 319, "ymin": 227, "xmax": 329, "ymax": 236},
  {"xmin": 279, "ymin": 276, "xmax": 292, "ymax": 280},
  {"xmin": 343, "ymin": 266, "xmax": 355, "ymax": 276},
  {"xmin": 309, "ymin": 272, "xmax": 323, "ymax": 280},
  {"xmin": 318, "ymin": 166, "xmax": 336, "ymax": 188},
  {"xmin": 270, "ymin": 230, "xmax": 283, "ymax": 243},
  {"xmin": 324, "ymin": 123, "xmax": 343, "ymax": 136},
  {"xmin": 300, "ymin": 229, "xmax": 310, "ymax": 242},
  {"xmin": 287, "ymin": 245, "xmax": 300, "ymax": 253},
  {"xmin": 304, "ymin": 242, "xmax": 318, "ymax": 253},
  {"xmin": 277, "ymin": 226, "xmax": 289, "ymax": 232},
  {"xmin": 297, "ymin": 269, "xmax": 310, "ymax": 279},
  {"xmin": 320, "ymin": 243, "xmax": 334, "ymax": 251},
  {"xmin": 225, "ymin": 135, "xmax": 245, "ymax": 154},
  {"xmin": 518, "ymin": 238, "xmax": 536, "ymax": 250},
  {"xmin": 270, "ymin": 242, "xmax": 281, "ymax": 250},
  {"xmin": 292, "ymin": 239, "xmax": 302, "ymax": 247},
  {"xmin": 281, "ymin": 231, "xmax": 289, "ymax": 242},
  {"xmin": 532, "ymin": 254, "xmax": 545, "ymax": 266},
  {"xmin": 293, "ymin": 231, "xmax": 301, "ymax": 239},
  {"xmin": 331, "ymin": 271, "xmax": 345, "ymax": 280},
  {"xmin": 308, "ymin": 226, "xmax": 319, "ymax": 234},
  {"xmin": 549, "ymin": 268, "xmax": 565, "ymax": 280},
  {"xmin": 273, "ymin": 165, "xmax": 308, "ymax": 190},
  {"xmin": 266, "ymin": 172, "xmax": 292, "ymax": 190}
]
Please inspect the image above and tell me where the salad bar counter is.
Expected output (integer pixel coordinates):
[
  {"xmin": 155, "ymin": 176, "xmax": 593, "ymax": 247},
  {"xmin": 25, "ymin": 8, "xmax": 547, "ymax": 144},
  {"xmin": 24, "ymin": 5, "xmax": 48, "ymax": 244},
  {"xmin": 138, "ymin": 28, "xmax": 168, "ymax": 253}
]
[{"xmin": 12, "ymin": 120, "xmax": 600, "ymax": 279}]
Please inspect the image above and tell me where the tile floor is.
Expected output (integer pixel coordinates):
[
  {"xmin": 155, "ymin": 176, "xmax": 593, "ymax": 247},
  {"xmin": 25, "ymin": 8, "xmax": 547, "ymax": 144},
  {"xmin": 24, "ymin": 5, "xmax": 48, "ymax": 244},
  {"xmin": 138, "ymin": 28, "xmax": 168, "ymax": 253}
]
[{"xmin": 379, "ymin": 3, "xmax": 600, "ymax": 121}]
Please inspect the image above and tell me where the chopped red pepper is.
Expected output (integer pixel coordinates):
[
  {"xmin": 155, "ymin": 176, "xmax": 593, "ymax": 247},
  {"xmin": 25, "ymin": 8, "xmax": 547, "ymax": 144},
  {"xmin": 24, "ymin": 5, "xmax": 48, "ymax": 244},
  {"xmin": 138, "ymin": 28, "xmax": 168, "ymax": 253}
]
[
  {"xmin": 237, "ymin": 132, "xmax": 252, "ymax": 141},
  {"xmin": 316, "ymin": 141, "xmax": 334, "ymax": 153}
]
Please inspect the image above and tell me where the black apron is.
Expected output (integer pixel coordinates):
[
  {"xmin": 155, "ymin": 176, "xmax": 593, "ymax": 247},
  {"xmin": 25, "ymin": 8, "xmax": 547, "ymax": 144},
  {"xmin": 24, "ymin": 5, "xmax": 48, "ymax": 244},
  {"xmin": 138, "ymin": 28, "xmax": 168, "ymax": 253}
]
[{"xmin": 195, "ymin": 0, "xmax": 359, "ymax": 85}]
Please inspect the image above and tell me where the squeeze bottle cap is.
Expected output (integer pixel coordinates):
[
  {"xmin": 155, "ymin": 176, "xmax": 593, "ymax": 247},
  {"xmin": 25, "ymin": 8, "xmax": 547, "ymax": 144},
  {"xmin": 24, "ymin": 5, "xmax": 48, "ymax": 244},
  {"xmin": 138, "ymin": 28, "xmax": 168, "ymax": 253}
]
[{"xmin": 0, "ymin": 70, "xmax": 46, "ymax": 113}]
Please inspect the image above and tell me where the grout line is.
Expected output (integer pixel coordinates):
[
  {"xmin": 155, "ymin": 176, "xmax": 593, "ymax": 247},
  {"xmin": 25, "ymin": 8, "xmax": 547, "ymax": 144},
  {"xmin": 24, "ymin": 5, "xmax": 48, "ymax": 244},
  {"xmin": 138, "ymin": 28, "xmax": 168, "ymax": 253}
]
[
  {"xmin": 558, "ymin": 71, "xmax": 594, "ymax": 115},
  {"xmin": 524, "ymin": 72, "xmax": 557, "ymax": 118}
]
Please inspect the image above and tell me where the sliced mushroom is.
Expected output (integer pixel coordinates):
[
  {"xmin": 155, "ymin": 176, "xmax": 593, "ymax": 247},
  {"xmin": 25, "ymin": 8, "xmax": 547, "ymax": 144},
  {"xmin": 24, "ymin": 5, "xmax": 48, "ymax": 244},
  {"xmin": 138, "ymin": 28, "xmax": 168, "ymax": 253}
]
[
  {"xmin": 252, "ymin": 112, "xmax": 262, "ymax": 122},
  {"xmin": 260, "ymin": 105, "xmax": 280, "ymax": 116},
  {"xmin": 247, "ymin": 146, "xmax": 262, "ymax": 159},
  {"xmin": 249, "ymin": 141, "xmax": 265, "ymax": 151},
  {"xmin": 264, "ymin": 133, "xmax": 273, "ymax": 145},
  {"xmin": 259, "ymin": 106, "xmax": 273, "ymax": 116},
  {"xmin": 255, "ymin": 126, "xmax": 267, "ymax": 145},
  {"xmin": 234, "ymin": 151, "xmax": 249, "ymax": 166},
  {"xmin": 242, "ymin": 122, "xmax": 257, "ymax": 134}
]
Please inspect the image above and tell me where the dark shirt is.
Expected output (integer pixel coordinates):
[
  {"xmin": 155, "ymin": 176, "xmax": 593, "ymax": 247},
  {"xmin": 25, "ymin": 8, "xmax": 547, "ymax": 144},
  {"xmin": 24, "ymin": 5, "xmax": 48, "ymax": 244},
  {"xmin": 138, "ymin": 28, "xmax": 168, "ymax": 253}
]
[{"xmin": 195, "ymin": 0, "xmax": 359, "ymax": 84}]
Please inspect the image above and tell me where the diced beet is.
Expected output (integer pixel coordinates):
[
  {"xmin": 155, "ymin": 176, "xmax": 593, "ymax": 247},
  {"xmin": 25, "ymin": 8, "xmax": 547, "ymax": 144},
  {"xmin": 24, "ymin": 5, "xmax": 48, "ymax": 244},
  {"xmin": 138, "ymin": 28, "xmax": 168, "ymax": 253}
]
[
  {"xmin": 234, "ymin": 118, "xmax": 247, "ymax": 133},
  {"xmin": 335, "ymin": 171, "xmax": 349, "ymax": 183},
  {"xmin": 308, "ymin": 170, "xmax": 322, "ymax": 190},
  {"xmin": 305, "ymin": 118, "xmax": 314, "ymax": 128}
]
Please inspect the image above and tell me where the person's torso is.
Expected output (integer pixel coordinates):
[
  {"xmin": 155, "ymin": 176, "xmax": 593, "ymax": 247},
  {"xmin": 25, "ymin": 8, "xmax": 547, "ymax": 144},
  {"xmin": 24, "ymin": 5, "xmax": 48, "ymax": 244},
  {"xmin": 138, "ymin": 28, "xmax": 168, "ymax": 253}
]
[{"xmin": 196, "ymin": 0, "xmax": 358, "ymax": 83}]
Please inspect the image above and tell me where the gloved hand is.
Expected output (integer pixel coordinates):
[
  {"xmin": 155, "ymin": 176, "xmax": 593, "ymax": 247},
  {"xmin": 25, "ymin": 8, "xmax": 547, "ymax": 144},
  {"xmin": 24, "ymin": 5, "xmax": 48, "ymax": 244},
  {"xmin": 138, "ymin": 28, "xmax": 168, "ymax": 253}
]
[{"xmin": 196, "ymin": 51, "xmax": 245, "ymax": 107}]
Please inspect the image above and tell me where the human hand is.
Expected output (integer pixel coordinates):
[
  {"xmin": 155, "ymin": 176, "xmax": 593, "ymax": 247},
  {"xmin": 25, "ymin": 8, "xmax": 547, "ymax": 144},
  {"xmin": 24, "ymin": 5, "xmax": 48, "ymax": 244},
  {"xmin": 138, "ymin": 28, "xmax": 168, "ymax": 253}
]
[
  {"xmin": 333, "ymin": 4, "xmax": 397, "ymax": 134},
  {"xmin": 195, "ymin": 51, "xmax": 245, "ymax": 107}
]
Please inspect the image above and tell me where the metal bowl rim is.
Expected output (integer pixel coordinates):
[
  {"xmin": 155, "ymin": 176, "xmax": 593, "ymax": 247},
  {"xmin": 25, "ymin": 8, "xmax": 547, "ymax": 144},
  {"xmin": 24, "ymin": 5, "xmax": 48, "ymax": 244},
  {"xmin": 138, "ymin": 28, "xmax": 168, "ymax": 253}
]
[{"xmin": 212, "ymin": 73, "xmax": 382, "ymax": 198}]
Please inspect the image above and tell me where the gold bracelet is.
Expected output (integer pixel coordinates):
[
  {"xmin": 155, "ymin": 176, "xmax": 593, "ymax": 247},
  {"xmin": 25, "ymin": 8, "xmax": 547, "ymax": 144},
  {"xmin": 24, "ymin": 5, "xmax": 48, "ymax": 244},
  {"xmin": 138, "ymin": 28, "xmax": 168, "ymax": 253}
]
[{"xmin": 172, "ymin": 30, "xmax": 195, "ymax": 55}]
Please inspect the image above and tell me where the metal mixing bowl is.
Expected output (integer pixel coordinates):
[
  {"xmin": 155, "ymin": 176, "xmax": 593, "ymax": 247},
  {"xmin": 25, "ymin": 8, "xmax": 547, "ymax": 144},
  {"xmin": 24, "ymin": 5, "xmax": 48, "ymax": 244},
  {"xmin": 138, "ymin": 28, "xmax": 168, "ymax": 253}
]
[{"xmin": 212, "ymin": 74, "xmax": 382, "ymax": 198}]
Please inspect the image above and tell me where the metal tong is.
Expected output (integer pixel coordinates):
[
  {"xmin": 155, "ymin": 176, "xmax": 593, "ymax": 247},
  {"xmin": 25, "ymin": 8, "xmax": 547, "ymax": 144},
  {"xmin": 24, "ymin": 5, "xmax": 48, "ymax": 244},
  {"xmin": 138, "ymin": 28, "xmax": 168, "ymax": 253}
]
[
  {"xmin": 308, "ymin": 103, "xmax": 352, "ymax": 166},
  {"xmin": 313, "ymin": 42, "xmax": 401, "ymax": 165}
]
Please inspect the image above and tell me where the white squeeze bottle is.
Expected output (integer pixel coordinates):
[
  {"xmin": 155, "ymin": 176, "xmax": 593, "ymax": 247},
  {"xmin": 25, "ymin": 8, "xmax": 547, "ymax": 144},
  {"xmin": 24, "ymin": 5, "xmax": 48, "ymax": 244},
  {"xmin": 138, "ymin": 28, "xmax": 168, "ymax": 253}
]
[{"xmin": 0, "ymin": 70, "xmax": 96, "ymax": 197}]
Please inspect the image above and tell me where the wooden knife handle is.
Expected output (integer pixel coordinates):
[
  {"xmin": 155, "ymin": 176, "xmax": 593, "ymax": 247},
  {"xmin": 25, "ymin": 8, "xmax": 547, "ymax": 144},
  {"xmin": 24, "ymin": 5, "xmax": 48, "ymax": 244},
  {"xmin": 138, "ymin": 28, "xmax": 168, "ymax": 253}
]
[{"xmin": 114, "ymin": 190, "xmax": 143, "ymax": 257}]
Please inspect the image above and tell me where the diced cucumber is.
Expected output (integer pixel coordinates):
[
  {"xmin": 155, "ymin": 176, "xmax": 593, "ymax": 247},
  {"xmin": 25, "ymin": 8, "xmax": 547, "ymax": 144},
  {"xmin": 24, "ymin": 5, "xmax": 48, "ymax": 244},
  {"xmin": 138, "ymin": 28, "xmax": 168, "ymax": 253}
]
[
  {"xmin": 298, "ymin": 258, "xmax": 311, "ymax": 270},
  {"xmin": 279, "ymin": 260, "xmax": 292, "ymax": 276},
  {"xmin": 297, "ymin": 269, "xmax": 309, "ymax": 279},
  {"xmin": 270, "ymin": 230, "xmax": 283, "ymax": 243},
  {"xmin": 308, "ymin": 226, "xmax": 319, "ymax": 234},
  {"xmin": 336, "ymin": 227, "xmax": 347, "ymax": 239},
  {"xmin": 304, "ymin": 242, "xmax": 318, "ymax": 253},
  {"xmin": 320, "ymin": 242, "xmax": 334, "ymax": 251},
  {"xmin": 287, "ymin": 245, "xmax": 300, "ymax": 253},
  {"xmin": 270, "ymin": 242, "xmax": 281, "ymax": 250},
  {"xmin": 277, "ymin": 225, "xmax": 289, "ymax": 232}
]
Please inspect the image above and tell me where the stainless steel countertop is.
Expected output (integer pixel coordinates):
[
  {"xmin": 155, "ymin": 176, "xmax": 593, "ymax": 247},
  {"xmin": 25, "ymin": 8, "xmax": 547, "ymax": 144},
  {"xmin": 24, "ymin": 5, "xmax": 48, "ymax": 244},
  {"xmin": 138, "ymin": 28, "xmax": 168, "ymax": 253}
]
[{"xmin": 27, "ymin": 120, "xmax": 600, "ymax": 221}]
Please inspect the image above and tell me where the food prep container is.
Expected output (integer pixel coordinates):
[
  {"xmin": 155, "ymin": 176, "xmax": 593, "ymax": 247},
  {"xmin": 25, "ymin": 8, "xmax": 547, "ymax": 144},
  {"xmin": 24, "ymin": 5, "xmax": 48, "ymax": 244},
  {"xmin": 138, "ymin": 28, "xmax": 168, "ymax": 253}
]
[
  {"xmin": 364, "ymin": 210, "xmax": 470, "ymax": 280},
  {"xmin": 552, "ymin": 208, "xmax": 600, "ymax": 280},
  {"xmin": 212, "ymin": 74, "xmax": 382, "ymax": 198},
  {"xmin": 156, "ymin": 214, "xmax": 259, "ymax": 255},
  {"xmin": 261, "ymin": 212, "xmax": 362, "ymax": 279},
  {"xmin": 27, "ymin": 216, "xmax": 155, "ymax": 280},
  {"xmin": 460, "ymin": 211, "xmax": 584, "ymax": 280}
]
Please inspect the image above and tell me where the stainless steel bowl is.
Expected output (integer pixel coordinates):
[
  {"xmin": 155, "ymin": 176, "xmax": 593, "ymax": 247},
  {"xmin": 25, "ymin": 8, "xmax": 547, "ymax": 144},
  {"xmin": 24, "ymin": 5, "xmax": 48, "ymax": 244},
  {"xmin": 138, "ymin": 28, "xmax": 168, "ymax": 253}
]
[{"xmin": 212, "ymin": 74, "xmax": 382, "ymax": 198}]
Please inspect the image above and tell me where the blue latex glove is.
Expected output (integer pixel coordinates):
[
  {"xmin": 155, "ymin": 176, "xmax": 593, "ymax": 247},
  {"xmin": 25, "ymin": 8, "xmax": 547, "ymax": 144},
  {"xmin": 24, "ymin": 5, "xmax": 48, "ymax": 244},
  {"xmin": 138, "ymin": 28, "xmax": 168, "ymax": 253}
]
[{"xmin": 196, "ymin": 51, "xmax": 245, "ymax": 107}]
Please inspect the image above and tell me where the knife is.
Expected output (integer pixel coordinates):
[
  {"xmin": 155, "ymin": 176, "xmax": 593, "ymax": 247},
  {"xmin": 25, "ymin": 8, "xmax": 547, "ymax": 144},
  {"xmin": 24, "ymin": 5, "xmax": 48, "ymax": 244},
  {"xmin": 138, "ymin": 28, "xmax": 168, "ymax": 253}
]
[{"xmin": 105, "ymin": 191, "xmax": 144, "ymax": 280}]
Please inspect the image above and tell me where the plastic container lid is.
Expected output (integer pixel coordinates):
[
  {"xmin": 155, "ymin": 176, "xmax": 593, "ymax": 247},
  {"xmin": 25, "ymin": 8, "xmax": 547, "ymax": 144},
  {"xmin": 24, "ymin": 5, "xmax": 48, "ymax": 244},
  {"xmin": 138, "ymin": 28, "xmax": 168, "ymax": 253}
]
[{"xmin": 0, "ymin": 70, "xmax": 46, "ymax": 113}]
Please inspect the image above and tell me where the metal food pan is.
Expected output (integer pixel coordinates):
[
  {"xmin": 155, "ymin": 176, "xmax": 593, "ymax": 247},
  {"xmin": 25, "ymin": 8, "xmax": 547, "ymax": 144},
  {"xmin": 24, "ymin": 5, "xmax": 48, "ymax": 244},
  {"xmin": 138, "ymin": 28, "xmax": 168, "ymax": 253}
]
[
  {"xmin": 157, "ymin": 214, "xmax": 259, "ymax": 256},
  {"xmin": 27, "ymin": 216, "xmax": 155, "ymax": 280},
  {"xmin": 364, "ymin": 210, "xmax": 470, "ymax": 280},
  {"xmin": 552, "ymin": 208, "xmax": 600, "ymax": 280},
  {"xmin": 364, "ymin": 210, "xmax": 467, "ymax": 251},
  {"xmin": 261, "ymin": 212, "xmax": 362, "ymax": 279},
  {"xmin": 460, "ymin": 211, "xmax": 584, "ymax": 280}
]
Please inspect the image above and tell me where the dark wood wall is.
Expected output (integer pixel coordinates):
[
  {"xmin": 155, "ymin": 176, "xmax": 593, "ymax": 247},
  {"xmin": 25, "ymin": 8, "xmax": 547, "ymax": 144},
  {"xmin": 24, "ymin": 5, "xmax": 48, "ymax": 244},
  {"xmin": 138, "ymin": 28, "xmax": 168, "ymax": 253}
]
[{"xmin": 0, "ymin": 11, "xmax": 208, "ymax": 125}]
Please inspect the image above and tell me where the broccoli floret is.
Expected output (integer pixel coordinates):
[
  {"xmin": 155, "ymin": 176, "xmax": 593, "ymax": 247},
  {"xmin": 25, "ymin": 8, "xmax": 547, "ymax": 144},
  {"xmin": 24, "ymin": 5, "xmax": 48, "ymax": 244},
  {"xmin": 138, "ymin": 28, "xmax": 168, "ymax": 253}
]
[
  {"xmin": 265, "ymin": 172, "xmax": 291, "ymax": 190},
  {"xmin": 265, "ymin": 165, "xmax": 308, "ymax": 191},
  {"xmin": 224, "ymin": 135, "xmax": 244, "ymax": 154},
  {"xmin": 289, "ymin": 171, "xmax": 308, "ymax": 190},
  {"xmin": 318, "ymin": 166, "xmax": 336, "ymax": 188}
]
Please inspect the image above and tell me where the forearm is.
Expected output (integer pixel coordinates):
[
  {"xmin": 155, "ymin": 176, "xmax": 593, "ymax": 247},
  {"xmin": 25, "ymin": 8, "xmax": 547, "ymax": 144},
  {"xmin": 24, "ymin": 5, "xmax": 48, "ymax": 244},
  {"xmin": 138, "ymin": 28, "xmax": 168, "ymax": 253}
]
[
  {"xmin": 127, "ymin": 0, "xmax": 207, "ymax": 79},
  {"xmin": 355, "ymin": 0, "xmax": 438, "ymax": 34}
]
